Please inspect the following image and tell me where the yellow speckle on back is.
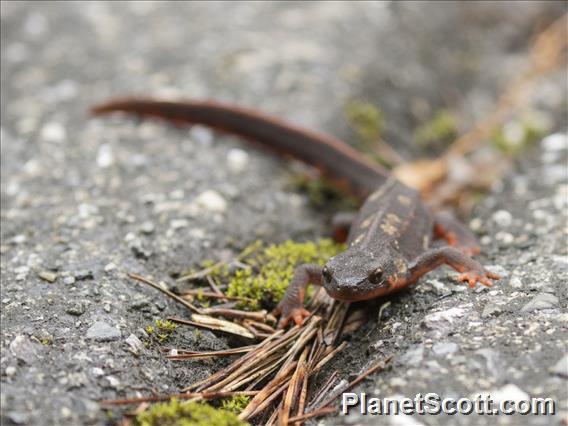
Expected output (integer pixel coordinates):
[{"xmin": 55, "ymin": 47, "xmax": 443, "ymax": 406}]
[
  {"xmin": 380, "ymin": 213, "xmax": 401, "ymax": 236},
  {"xmin": 394, "ymin": 258, "xmax": 407, "ymax": 274},
  {"xmin": 422, "ymin": 235, "xmax": 430, "ymax": 250},
  {"xmin": 351, "ymin": 233, "xmax": 365, "ymax": 246},
  {"xmin": 397, "ymin": 195, "xmax": 411, "ymax": 206},
  {"xmin": 360, "ymin": 215, "xmax": 374, "ymax": 229}
]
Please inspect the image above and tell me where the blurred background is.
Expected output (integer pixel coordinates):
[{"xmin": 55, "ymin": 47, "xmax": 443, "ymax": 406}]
[{"xmin": 1, "ymin": 2, "xmax": 566, "ymax": 426}]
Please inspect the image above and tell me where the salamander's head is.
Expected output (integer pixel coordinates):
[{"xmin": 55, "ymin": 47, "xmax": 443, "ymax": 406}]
[{"xmin": 321, "ymin": 248, "xmax": 407, "ymax": 302}]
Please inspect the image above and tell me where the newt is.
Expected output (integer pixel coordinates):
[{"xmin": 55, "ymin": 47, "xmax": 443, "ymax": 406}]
[{"xmin": 91, "ymin": 98, "xmax": 501, "ymax": 328}]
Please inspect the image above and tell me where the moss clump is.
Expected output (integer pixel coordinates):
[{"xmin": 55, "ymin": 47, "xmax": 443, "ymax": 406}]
[
  {"xmin": 135, "ymin": 399, "xmax": 248, "ymax": 426},
  {"xmin": 288, "ymin": 174, "xmax": 358, "ymax": 210},
  {"xmin": 145, "ymin": 319, "xmax": 177, "ymax": 343},
  {"xmin": 221, "ymin": 395, "xmax": 250, "ymax": 414},
  {"xmin": 344, "ymin": 100, "xmax": 385, "ymax": 147},
  {"xmin": 226, "ymin": 239, "xmax": 344, "ymax": 310},
  {"xmin": 491, "ymin": 116, "xmax": 547, "ymax": 154},
  {"xmin": 413, "ymin": 110, "xmax": 458, "ymax": 148}
]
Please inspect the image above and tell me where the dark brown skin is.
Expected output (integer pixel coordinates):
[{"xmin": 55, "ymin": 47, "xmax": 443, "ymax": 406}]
[{"xmin": 91, "ymin": 98, "xmax": 501, "ymax": 328}]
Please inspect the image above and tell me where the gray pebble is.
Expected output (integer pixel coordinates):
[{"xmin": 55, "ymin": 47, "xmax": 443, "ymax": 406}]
[
  {"xmin": 86, "ymin": 321, "xmax": 121, "ymax": 342},
  {"xmin": 139, "ymin": 221, "xmax": 155, "ymax": 234},
  {"xmin": 482, "ymin": 302, "xmax": 502, "ymax": 318},
  {"xmin": 38, "ymin": 270, "xmax": 58, "ymax": 283},
  {"xmin": 125, "ymin": 334, "xmax": 145, "ymax": 355},
  {"xmin": 65, "ymin": 302, "xmax": 86, "ymax": 316},
  {"xmin": 521, "ymin": 292, "xmax": 559, "ymax": 312},
  {"xmin": 549, "ymin": 354, "xmax": 568, "ymax": 377},
  {"xmin": 432, "ymin": 342, "xmax": 459, "ymax": 357},
  {"xmin": 9, "ymin": 335, "xmax": 41, "ymax": 364},
  {"xmin": 400, "ymin": 344, "xmax": 424, "ymax": 367},
  {"xmin": 63, "ymin": 276, "xmax": 76, "ymax": 285},
  {"xmin": 492, "ymin": 209, "xmax": 513, "ymax": 227}
]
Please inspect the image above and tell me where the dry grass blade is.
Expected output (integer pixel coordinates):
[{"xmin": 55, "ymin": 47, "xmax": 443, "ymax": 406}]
[
  {"xmin": 314, "ymin": 354, "xmax": 394, "ymax": 411},
  {"xmin": 310, "ymin": 341, "xmax": 348, "ymax": 375},
  {"xmin": 168, "ymin": 315, "xmax": 255, "ymax": 339},
  {"xmin": 184, "ymin": 330, "xmax": 284, "ymax": 392},
  {"xmin": 239, "ymin": 361, "xmax": 298, "ymax": 420},
  {"xmin": 247, "ymin": 382, "xmax": 288, "ymax": 421},
  {"xmin": 201, "ymin": 307, "xmax": 275, "ymax": 323},
  {"xmin": 204, "ymin": 326, "xmax": 302, "ymax": 392},
  {"xmin": 294, "ymin": 360, "xmax": 310, "ymax": 426},
  {"xmin": 323, "ymin": 301, "xmax": 349, "ymax": 345},
  {"xmin": 307, "ymin": 370, "xmax": 339, "ymax": 410},
  {"xmin": 279, "ymin": 347, "xmax": 308, "ymax": 425},
  {"xmin": 128, "ymin": 273, "xmax": 202, "ymax": 313},
  {"xmin": 287, "ymin": 407, "xmax": 337, "ymax": 424},
  {"xmin": 166, "ymin": 346, "xmax": 254, "ymax": 360},
  {"xmin": 181, "ymin": 289, "xmax": 251, "ymax": 302}
]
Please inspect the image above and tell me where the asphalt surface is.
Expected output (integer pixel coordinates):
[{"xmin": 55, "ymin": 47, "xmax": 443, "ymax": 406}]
[{"xmin": 1, "ymin": 2, "xmax": 566, "ymax": 425}]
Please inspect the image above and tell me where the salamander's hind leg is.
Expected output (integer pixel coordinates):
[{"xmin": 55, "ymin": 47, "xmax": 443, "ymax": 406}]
[
  {"xmin": 331, "ymin": 212, "xmax": 357, "ymax": 243},
  {"xmin": 274, "ymin": 264, "xmax": 323, "ymax": 328},
  {"xmin": 433, "ymin": 211, "xmax": 480, "ymax": 256},
  {"xmin": 406, "ymin": 247, "xmax": 500, "ymax": 289}
]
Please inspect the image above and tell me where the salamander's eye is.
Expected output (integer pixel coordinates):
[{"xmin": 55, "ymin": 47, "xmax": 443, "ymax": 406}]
[
  {"xmin": 369, "ymin": 268, "xmax": 383, "ymax": 284},
  {"xmin": 322, "ymin": 266, "xmax": 332, "ymax": 283}
]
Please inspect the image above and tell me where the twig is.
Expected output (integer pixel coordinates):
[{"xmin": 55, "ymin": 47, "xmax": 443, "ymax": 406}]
[
  {"xmin": 166, "ymin": 346, "xmax": 254, "ymax": 360},
  {"xmin": 200, "ymin": 307, "xmax": 274, "ymax": 323},
  {"xmin": 239, "ymin": 362, "xmax": 298, "ymax": 420},
  {"xmin": 307, "ymin": 371, "xmax": 339, "ymax": 410},
  {"xmin": 180, "ymin": 290, "xmax": 252, "ymax": 302},
  {"xmin": 309, "ymin": 341, "xmax": 348, "ymax": 375},
  {"xmin": 280, "ymin": 347, "xmax": 308, "ymax": 425},
  {"xmin": 315, "ymin": 355, "xmax": 394, "ymax": 411},
  {"xmin": 168, "ymin": 315, "xmax": 255, "ymax": 339},
  {"xmin": 128, "ymin": 273, "xmax": 202, "ymax": 314},
  {"xmin": 287, "ymin": 406, "xmax": 337, "ymax": 424}
]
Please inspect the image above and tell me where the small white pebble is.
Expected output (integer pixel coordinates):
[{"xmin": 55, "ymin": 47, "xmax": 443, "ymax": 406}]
[
  {"xmin": 542, "ymin": 133, "xmax": 567, "ymax": 152},
  {"xmin": 104, "ymin": 263, "xmax": 116, "ymax": 272},
  {"xmin": 5, "ymin": 366, "xmax": 17, "ymax": 377},
  {"xmin": 170, "ymin": 219, "xmax": 189, "ymax": 229},
  {"xmin": 492, "ymin": 210, "xmax": 513, "ymax": 227},
  {"xmin": 63, "ymin": 276, "xmax": 76, "ymax": 285},
  {"xmin": 91, "ymin": 367, "xmax": 104, "ymax": 377},
  {"xmin": 193, "ymin": 190, "xmax": 227, "ymax": 213},
  {"xmin": 12, "ymin": 234, "xmax": 27, "ymax": 244},
  {"xmin": 96, "ymin": 143, "xmax": 115, "ymax": 168},
  {"xmin": 227, "ymin": 148, "xmax": 249, "ymax": 173},
  {"xmin": 169, "ymin": 189, "xmax": 185, "ymax": 200},
  {"xmin": 41, "ymin": 122, "xmax": 66, "ymax": 143}
]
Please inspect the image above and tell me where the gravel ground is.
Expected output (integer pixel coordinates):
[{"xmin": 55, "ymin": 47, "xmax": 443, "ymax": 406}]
[{"xmin": 1, "ymin": 2, "xmax": 566, "ymax": 426}]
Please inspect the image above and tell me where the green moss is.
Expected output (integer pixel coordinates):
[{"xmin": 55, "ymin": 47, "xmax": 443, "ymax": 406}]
[
  {"xmin": 135, "ymin": 399, "xmax": 248, "ymax": 426},
  {"xmin": 344, "ymin": 100, "xmax": 385, "ymax": 146},
  {"xmin": 145, "ymin": 319, "xmax": 177, "ymax": 343},
  {"xmin": 287, "ymin": 174, "xmax": 358, "ymax": 210},
  {"xmin": 413, "ymin": 110, "xmax": 458, "ymax": 148},
  {"xmin": 221, "ymin": 395, "xmax": 250, "ymax": 414},
  {"xmin": 226, "ymin": 239, "xmax": 344, "ymax": 310},
  {"xmin": 491, "ymin": 117, "xmax": 546, "ymax": 154}
]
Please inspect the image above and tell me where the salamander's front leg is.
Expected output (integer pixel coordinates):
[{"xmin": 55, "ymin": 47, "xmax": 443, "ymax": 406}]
[
  {"xmin": 401, "ymin": 247, "xmax": 500, "ymax": 289},
  {"xmin": 433, "ymin": 211, "xmax": 480, "ymax": 256},
  {"xmin": 274, "ymin": 264, "xmax": 322, "ymax": 328},
  {"xmin": 331, "ymin": 212, "xmax": 357, "ymax": 243}
]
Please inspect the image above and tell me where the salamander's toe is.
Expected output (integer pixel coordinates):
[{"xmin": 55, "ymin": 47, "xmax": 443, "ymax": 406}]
[
  {"xmin": 276, "ymin": 307, "xmax": 311, "ymax": 329},
  {"xmin": 456, "ymin": 270, "xmax": 500, "ymax": 288}
]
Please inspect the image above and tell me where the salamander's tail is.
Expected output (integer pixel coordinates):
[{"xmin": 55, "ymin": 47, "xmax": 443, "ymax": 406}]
[{"xmin": 91, "ymin": 98, "xmax": 389, "ymax": 198}]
